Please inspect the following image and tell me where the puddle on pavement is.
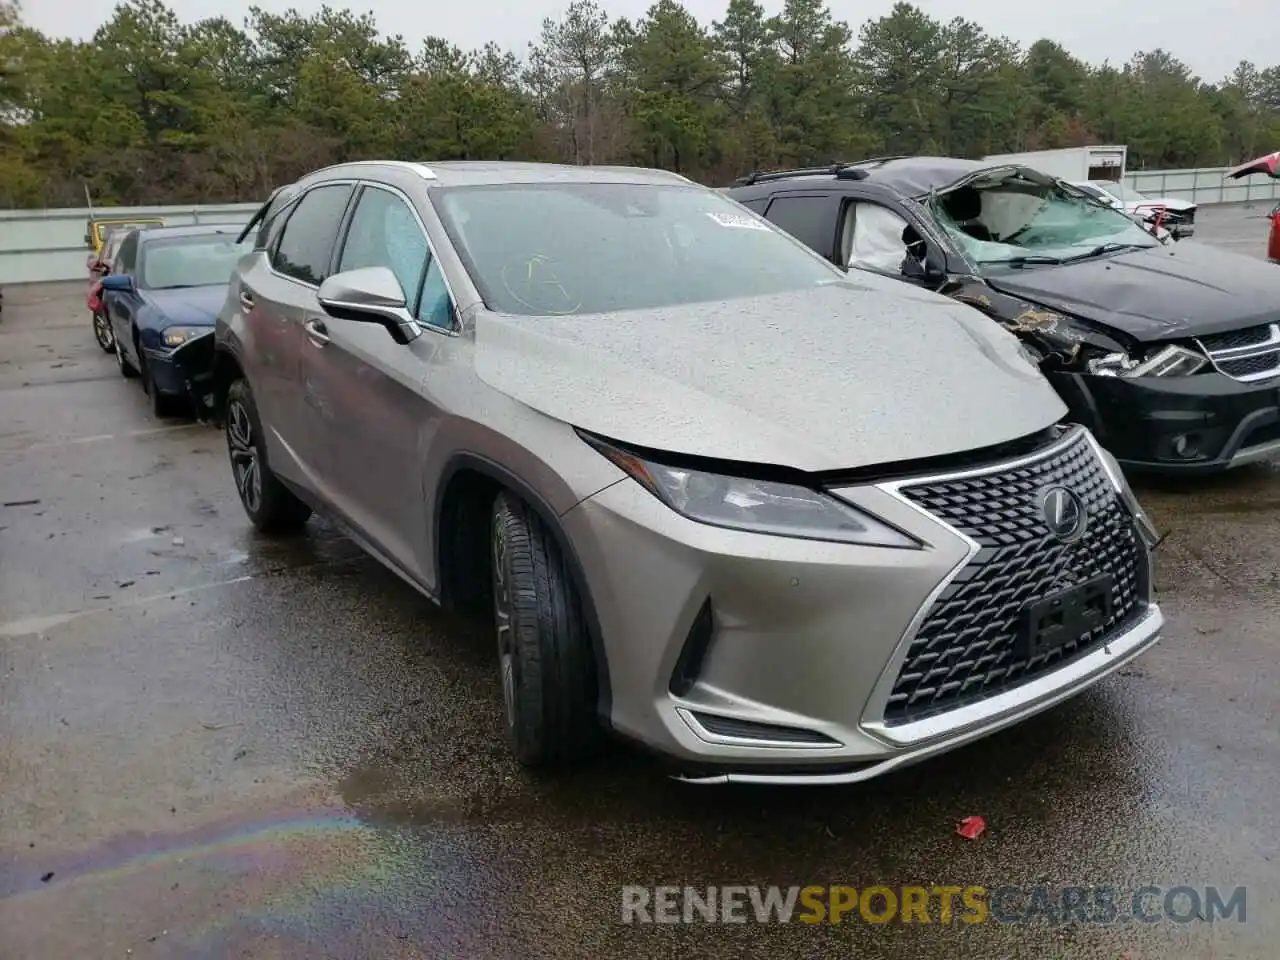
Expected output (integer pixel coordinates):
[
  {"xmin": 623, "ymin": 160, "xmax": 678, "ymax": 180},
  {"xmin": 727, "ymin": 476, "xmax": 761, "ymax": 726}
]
[{"xmin": 0, "ymin": 800, "xmax": 527, "ymax": 956}]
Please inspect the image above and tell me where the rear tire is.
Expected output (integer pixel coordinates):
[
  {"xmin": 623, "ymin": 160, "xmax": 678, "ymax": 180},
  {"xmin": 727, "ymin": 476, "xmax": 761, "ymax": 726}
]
[
  {"xmin": 93, "ymin": 311, "xmax": 115, "ymax": 353},
  {"xmin": 225, "ymin": 378, "xmax": 312, "ymax": 533},
  {"xmin": 491, "ymin": 491, "xmax": 599, "ymax": 767}
]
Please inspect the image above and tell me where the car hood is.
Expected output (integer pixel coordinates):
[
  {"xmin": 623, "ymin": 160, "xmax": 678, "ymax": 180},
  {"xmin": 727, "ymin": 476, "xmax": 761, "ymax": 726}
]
[
  {"xmin": 142, "ymin": 285, "xmax": 225, "ymax": 325},
  {"xmin": 472, "ymin": 278, "xmax": 1066, "ymax": 473},
  {"xmin": 984, "ymin": 242, "xmax": 1280, "ymax": 342},
  {"xmin": 1131, "ymin": 197, "xmax": 1195, "ymax": 212}
]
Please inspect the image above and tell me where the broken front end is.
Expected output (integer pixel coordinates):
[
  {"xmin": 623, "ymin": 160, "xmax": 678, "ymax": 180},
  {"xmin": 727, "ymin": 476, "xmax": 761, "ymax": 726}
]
[
  {"xmin": 169, "ymin": 329, "xmax": 218, "ymax": 422},
  {"xmin": 925, "ymin": 165, "xmax": 1280, "ymax": 475}
]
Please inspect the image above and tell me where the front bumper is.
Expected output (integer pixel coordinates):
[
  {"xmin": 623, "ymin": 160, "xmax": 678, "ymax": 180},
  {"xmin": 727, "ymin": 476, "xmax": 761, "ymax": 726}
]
[
  {"xmin": 1048, "ymin": 369, "xmax": 1280, "ymax": 473},
  {"xmin": 143, "ymin": 330, "xmax": 217, "ymax": 417},
  {"xmin": 563, "ymin": 428, "xmax": 1161, "ymax": 783}
]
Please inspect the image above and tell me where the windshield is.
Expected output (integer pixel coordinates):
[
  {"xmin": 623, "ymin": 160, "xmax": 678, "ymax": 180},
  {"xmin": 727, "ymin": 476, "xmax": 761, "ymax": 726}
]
[
  {"xmin": 141, "ymin": 234, "xmax": 250, "ymax": 289},
  {"xmin": 930, "ymin": 175, "xmax": 1159, "ymax": 270},
  {"xmin": 431, "ymin": 182, "xmax": 841, "ymax": 316}
]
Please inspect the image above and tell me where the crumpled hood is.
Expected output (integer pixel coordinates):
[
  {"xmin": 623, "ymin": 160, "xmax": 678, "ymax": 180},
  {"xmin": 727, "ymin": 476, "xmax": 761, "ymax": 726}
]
[
  {"xmin": 143, "ymin": 284, "xmax": 226, "ymax": 326},
  {"xmin": 1133, "ymin": 197, "xmax": 1195, "ymax": 212},
  {"xmin": 473, "ymin": 277, "xmax": 1066, "ymax": 473},
  {"xmin": 985, "ymin": 243, "xmax": 1280, "ymax": 342}
]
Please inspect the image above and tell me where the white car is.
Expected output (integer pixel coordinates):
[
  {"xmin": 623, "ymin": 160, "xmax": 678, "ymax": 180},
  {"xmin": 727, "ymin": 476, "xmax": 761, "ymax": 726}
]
[{"xmin": 1070, "ymin": 180, "xmax": 1196, "ymax": 238}]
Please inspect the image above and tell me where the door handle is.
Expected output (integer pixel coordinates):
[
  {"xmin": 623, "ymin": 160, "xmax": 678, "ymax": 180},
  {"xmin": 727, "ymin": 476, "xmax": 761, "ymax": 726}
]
[
  {"xmin": 239, "ymin": 287, "xmax": 255, "ymax": 311},
  {"xmin": 304, "ymin": 318, "xmax": 330, "ymax": 347}
]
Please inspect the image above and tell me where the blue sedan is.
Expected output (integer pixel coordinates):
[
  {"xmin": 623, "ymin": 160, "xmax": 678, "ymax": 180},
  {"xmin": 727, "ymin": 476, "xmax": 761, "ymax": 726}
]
[{"xmin": 102, "ymin": 224, "xmax": 250, "ymax": 417}]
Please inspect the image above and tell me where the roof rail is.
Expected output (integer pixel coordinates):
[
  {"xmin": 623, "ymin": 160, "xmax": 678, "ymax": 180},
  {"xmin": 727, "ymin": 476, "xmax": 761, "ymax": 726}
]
[
  {"xmin": 311, "ymin": 160, "xmax": 437, "ymax": 180},
  {"xmin": 733, "ymin": 162, "xmax": 862, "ymax": 186},
  {"xmin": 843, "ymin": 155, "xmax": 913, "ymax": 167},
  {"xmin": 734, "ymin": 156, "xmax": 917, "ymax": 186}
]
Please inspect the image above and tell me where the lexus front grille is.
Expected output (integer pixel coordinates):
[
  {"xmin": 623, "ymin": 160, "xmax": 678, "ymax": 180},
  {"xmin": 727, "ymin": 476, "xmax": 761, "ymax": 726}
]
[
  {"xmin": 1197, "ymin": 323, "xmax": 1280, "ymax": 383},
  {"xmin": 882, "ymin": 430, "xmax": 1147, "ymax": 726}
]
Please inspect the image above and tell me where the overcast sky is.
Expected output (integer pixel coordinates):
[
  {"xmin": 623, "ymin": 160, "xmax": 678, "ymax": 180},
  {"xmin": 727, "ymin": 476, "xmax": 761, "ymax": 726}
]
[{"xmin": 23, "ymin": 0, "xmax": 1272, "ymax": 84}]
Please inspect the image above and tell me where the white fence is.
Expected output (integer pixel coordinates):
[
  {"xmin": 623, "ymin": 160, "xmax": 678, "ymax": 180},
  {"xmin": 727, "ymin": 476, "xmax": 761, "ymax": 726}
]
[
  {"xmin": 0, "ymin": 203, "xmax": 259, "ymax": 287},
  {"xmin": 1, "ymin": 168, "xmax": 1276, "ymax": 286},
  {"xmin": 1124, "ymin": 167, "xmax": 1280, "ymax": 206}
]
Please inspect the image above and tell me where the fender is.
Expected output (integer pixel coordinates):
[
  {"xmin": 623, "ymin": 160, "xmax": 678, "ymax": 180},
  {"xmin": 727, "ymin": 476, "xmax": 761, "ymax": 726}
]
[{"xmin": 433, "ymin": 451, "xmax": 613, "ymax": 725}]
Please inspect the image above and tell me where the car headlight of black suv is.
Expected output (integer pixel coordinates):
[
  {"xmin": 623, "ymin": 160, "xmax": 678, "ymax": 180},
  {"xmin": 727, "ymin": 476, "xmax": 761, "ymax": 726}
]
[{"xmin": 1085, "ymin": 344, "xmax": 1209, "ymax": 378}]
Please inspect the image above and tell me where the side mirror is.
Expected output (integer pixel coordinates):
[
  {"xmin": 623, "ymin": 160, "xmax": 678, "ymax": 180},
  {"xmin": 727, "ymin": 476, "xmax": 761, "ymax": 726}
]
[
  {"xmin": 101, "ymin": 273, "xmax": 133, "ymax": 293},
  {"xmin": 317, "ymin": 266, "xmax": 421, "ymax": 344}
]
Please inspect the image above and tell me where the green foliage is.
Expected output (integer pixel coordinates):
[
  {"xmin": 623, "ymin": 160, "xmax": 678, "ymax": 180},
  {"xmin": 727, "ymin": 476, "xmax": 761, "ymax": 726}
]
[{"xmin": 2, "ymin": 0, "xmax": 1277, "ymax": 206}]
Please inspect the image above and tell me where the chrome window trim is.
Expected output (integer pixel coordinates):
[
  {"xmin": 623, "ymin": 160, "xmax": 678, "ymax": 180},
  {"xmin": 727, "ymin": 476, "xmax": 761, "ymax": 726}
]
[
  {"xmin": 344, "ymin": 179, "xmax": 461, "ymax": 337},
  {"xmin": 264, "ymin": 178, "xmax": 359, "ymax": 290}
]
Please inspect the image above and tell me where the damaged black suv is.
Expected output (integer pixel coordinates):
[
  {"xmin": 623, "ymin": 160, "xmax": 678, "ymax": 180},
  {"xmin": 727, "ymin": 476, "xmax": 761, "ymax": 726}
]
[{"xmin": 728, "ymin": 157, "xmax": 1280, "ymax": 474}]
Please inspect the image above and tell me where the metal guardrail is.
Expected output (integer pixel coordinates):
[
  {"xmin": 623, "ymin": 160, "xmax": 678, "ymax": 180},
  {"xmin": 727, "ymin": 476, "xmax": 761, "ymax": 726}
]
[
  {"xmin": 1123, "ymin": 168, "xmax": 1280, "ymax": 206},
  {"xmin": 0, "ymin": 203, "xmax": 259, "ymax": 286},
  {"xmin": 0, "ymin": 174, "xmax": 1275, "ymax": 286}
]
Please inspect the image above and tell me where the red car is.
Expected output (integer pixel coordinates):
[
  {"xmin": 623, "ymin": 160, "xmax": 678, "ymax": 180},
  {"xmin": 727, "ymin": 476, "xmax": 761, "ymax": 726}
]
[
  {"xmin": 1224, "ymin": 151, "xmax": 1280, "ymax": 263},
  {"xmin": 1268, "ymin": 201, "xmax": 1280, "ymax": 263},
  {"xmin": 88, "ymin": 229, "xmax": 132, "ymax": 352}
]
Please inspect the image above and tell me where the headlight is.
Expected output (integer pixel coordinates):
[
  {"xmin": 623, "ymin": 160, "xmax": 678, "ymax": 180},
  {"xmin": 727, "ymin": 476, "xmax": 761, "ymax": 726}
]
[
  {"xmin": 1086, "ymin": 344, "xmax": 1207, "ymax": 378},
  {"xmin": 161, "ymin": 326, "xmax": 208, "ymax": 347},
  {"xmin": 1092, "ymin": 440, "xmax": 1162, "ymax": 550},
  {"xmin": 584, "ymin": 437, "xmax": 920, "ymax": 548}
]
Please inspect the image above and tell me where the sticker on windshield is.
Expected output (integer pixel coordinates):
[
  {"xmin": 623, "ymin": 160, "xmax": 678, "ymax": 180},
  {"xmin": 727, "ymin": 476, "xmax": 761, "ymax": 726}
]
[{"xmin": 706, "ymin": 211, "xmax": 770, "ymax": 231}]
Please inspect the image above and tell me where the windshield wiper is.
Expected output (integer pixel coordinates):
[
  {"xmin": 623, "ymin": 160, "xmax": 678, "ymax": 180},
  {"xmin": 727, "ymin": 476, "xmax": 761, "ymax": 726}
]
[
  {"xmin": 978, "ymin": 255, "xmax": 1065, "ymax": 267},
  {"xmin": 1061, "ymin": 242, "xmax": 1147, "ymax": 263}
]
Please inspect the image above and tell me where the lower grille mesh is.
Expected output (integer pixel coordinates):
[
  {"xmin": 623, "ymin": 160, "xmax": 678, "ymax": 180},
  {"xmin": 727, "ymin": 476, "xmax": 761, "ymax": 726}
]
[{"xmin": 884, "ymin": 431, "xmax": 1147, "ymax": 726}]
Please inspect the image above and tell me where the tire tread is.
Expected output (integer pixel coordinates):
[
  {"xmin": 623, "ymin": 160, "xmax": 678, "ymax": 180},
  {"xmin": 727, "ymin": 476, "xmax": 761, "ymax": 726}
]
[{"xmin": 494, "ymin": 492, "xmax": 598, "ymax": 766}]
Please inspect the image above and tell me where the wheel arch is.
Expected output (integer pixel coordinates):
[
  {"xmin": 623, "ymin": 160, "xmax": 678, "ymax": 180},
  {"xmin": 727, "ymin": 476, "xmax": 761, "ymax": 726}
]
[
  {"xmin": 433, "ymin": 452, "xmax": 613, "ymax": 726},
  {"xmin": 211, "ymin": 345, "xmax": 245, "ymax": 422}
]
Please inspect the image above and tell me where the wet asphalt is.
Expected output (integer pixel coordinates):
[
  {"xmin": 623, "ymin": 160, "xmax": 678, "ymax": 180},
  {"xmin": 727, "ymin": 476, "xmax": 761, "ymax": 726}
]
[{"xmin": 1, "ymin": 205, "xmax": 1277, "ymax": 959}]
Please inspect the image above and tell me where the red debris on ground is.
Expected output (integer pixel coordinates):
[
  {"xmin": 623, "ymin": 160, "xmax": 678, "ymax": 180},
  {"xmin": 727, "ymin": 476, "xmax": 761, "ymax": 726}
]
[{"xmin": 955, "ymin": 815, "xmax": 986, "ymax": 840}]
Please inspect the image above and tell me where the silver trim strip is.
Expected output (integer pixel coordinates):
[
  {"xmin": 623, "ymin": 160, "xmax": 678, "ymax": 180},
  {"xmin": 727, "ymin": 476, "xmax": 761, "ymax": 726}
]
[
  {"xmin": 1230, "ymin": 436, "xmax": 1280, "ymax": 468},
  {"xmin": 675, "ymin": 707, "xmax": 843, "ymax": 751},
  {"xmin": 676, "ymin": 605, "xmax": 1161, "ymax": 785},
  {"xmin": 1197, "ymin": 322, "xmax": 1280, "ymax": 383},
  {"xmin": 347, "ymin": 181, "xmax": 461, "ymax": 337},
  {"xmin": 313, "ymin": 160, "xmax": 438, "ymax": 180}
]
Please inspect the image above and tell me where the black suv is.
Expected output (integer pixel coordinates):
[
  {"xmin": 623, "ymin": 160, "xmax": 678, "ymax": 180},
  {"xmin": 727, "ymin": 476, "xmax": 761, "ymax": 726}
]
[{"xmin": 728, "ymin": 157, "xmax": 1280, "ymax": 475}]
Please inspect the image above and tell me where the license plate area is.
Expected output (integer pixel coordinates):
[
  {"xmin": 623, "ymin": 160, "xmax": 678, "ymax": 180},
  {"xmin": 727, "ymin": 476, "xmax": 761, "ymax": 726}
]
[{"xmin": 1017, "ymin": 574, "xmax": 1114, "ymax": 660}]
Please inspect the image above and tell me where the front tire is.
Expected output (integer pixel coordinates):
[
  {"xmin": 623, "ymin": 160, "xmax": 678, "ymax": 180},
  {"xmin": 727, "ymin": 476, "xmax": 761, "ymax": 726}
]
[
  {"xmin": 225, "ymin": 378, "xmax": 312, "ymax": 533},
  {"xmin": 93, "ymin": 311, "xmax": 115, "ymax": 353},
  {"xmin": 138, "ymin": 350, "xmax": 182, "ymax": 418},
  {"xmin": 491, "ymin": 492, "xmax": 599, "ymax": 767},
  {"xmin": 115, "ymin": 338, "xmax": 138, "ymax": 378}
]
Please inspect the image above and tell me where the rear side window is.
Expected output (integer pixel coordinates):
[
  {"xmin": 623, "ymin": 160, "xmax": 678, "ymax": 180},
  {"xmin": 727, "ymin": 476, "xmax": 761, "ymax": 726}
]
[
  {"xmin": 255, "ymin": 192, "xmax": 293, "ymax": 250},
  {"xmin": 736, "ymin": 197, "xmax": 770, "ymax": 214},
  {"xmin": 272, "ymin": 184, "xmax": 354, "ymax": 285},
  {"xmin": 115, "ymin": 233, "xmax": 139, "ymax": 274},
  {"xmin": 763, "ymin": 195, "xmax": 837, "ymax": 257}
]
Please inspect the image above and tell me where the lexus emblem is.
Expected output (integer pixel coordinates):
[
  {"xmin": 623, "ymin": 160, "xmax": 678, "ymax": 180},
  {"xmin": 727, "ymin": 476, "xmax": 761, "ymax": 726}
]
[{"xmin": 1040, "ymin": 486, "xmax": 1085, "ymax": 540}]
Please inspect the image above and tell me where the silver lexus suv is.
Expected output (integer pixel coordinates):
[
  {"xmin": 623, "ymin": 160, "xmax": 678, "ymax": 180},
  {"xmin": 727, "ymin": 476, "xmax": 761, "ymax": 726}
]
[{"xmin": 212, "ymin": 160, "xmax": 1164, "ymax": 784}]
